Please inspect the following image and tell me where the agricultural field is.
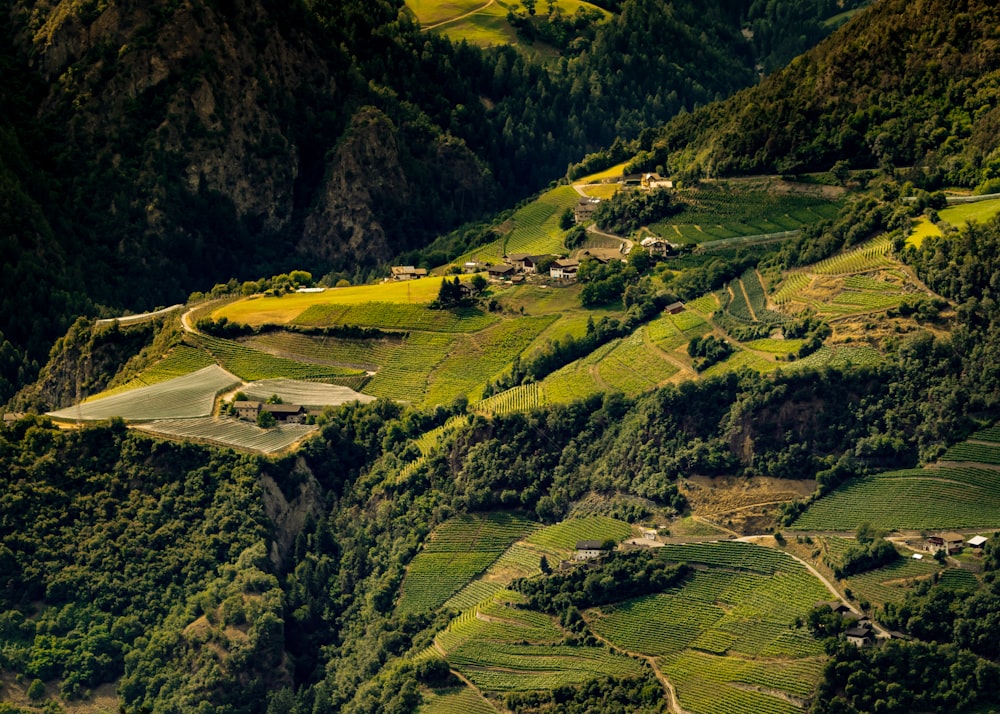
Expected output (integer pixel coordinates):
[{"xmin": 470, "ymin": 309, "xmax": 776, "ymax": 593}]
[
  {"xmin": 523, "ymin": 515, "xmax": 632, "ymax": 555},
  {"xmin": 363, "ymin": 332, "xmax": 455, "ymax": 405},
  {"xmin": 808, "ymin": 235, "xmax": 896, "ymax": 276},
  {"xmin": 424, "ymin": 314, "xmax": 557, "ymax": 405},
  {"xmin": 48, "ymin": 365, "xmax": 240, "ymax": 422},
  {"xmin": 437, "ymin": 592, "xmax": 646, "ymax": 693},
  {"xmin": 293, "ymin": 302, "xmax": 498, "ymax": 333},
  {"xmin": 650, "ymin": 181, "xmax": 840, "ymax": 244},
  {"xmin": 595, "ymin": 330, "xmax": 680, "ymax": 395},
  {"xmin": 238, "ymin": 379, "xmax": 376, "ymax": 407},
  {"xmin": 197, "ymin": 334, "xmax": 367, "ymax": 382},
  {"xmin": 941, "ymin": 441, "xmax": 1000, "ymax": 465},
  {"xmin": 843, "ymin": 556, "xmax": 942, "ymax": 608},
  {"xmin": 938, "ymin": 196, "xmax": 1000, "ymax": 228},
  {"xmin": 134, "ymin": 417, "xmax": 317, "ymax": 454},
  {"xmin": 791, "ymin": 465, "xmax": 1000, "ymax": 531},
  {"xmin": 87, "ymin": 344, "xmax": 216, "ymax": 400},
  {"xmin": 213, "ymin": 277, "xmax": 464, "ymax": 324},
  {"xmin": 417, "ymin": 686, "xmax": 497, "ymax": 714},
  {"xmin": 471, "ymin": 382, "xmax": 545, "ymax": 415},
  {"xmin": 396, "ymin": 513, "xmax": 536, "ymax": 616},
  {"xmin": 244, "ymin": 331, "xmax": 407, "ymax": 370},
  {"xmin": 589, "ymin": 542, "xmax": 828, "ymax": 714},
  {"xmin": 457, "ymin": 185, "xmax": 582, "ymax": 265}
]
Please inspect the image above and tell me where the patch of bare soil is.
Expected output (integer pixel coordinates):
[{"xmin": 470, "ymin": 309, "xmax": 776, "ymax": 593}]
[{"xmin": 681, "ymin": 475, "xmax": 816, "ymax": 535}]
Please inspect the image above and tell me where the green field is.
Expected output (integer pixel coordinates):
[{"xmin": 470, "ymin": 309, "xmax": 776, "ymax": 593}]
[
  {"xmin": 436, "ymin": 592, "xmax": 646, "ymax": 693},
  {"xmin": 524, "ymin": 515, "xmax": 632, "ymax": 554},
  {"xmin": 589, "ymin": 542, "xmax": 828, "ymax": 714},
  {"xmin": 791, "ymin": 465, "xmax": 1000, "ymax": 531},
  {"xmin": 197, "ymin": 334, "xmax": 367, "ymax": 382},
  {"xmin": 213, "ymin": 279, "xmax": 462, "ymax": 324},
  {"xmin": 939, "ymin": 196, "xmax": 1000, "ymax": 227},
  {"xmin": 650, "ymin": 182, "xmax": 840, "ymax": 244},
  {"xmin": 458, "ymin": 185, "xmax": 582, "ymax": 264},
  {"xmin": 843, "ymin": 556, "xmax": 942, "ymax": 607},
  {"xmin": 396, "ymin": 513, "xmax": 536, "ymax": 616},
  {"xmin": 418, "ymin": 686, "xmax": 498, "ymax": 714},
  {"xmin": 425, "ymin": 314, "xmax": 557, "ymax": 404},
  {"xmin": 48, "ymin": 365, "xmax": 240, "ymax": 422},
  {"xmin": 293, "ymin": 303, "xmax": 498, "ymax": 333}
]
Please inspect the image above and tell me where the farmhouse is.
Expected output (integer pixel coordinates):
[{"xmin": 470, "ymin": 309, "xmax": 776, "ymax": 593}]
[
  {"xmin": 844, "ymin": 625, "xmax": 876, "ymax": 648},
  {"xmin": 390, "ymin": 266, "xmax": 428, "ymax": 281},
  {"xmin": 574, "ymin": 197, "xmax": 601, "ymax": 223},
  {"xmin": 505, "ymin": 253, "xmax": 540, "ymax": 273},
  {"xmin": 463, "ymin": 261, "xmax": 484, "ymax": 273},
  {"xmin": 640, "ymin": 236, "xmax": 674, "ymax": 257},
  {"xmin": 641, "ymin": 173, "xmax": 673, "ymax": 190},
  {"xmin": 550, "ymin": 258, "xmax": 580, "ymax": 280},
  {"xmin": 487, "ymin": 264, "xmax": 516, "ymax": 280},
  {"xmin": 927, "ymin": 532, "xmax": 966, "ymax": 554},
  {"xmin": 575, "ymin": 540, "xmax": 612, "ymax": 561},
  {"xmin": 234, "ymin": 400, "xmax": 262, "ymax": 421},
  {"xmin": 665, "ymin": 301, "xmax": 686, "ymax": 314}
]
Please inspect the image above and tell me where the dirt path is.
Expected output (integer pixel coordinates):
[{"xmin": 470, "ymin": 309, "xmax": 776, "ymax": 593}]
[
  {"xmin": 737, "ymin": 279, "xmax": 758, "ymax": 321},
  {"xmin": 587, "ymin": 629, "xmax": 692, "ymax": 714},
  {"xmin": 642, "ymin": 327, "xmax": 696, "ymax": 378},
  {"xmin": 422, "ymin": 0, "xmax": 496, "ymax": 30},
  {"xmin": 96, "ymin": 304, "xmax": 184, "ymax": 326},
  {"xmin": 586, "ymin": 223, "xmax": 633, "ymax": 252}
]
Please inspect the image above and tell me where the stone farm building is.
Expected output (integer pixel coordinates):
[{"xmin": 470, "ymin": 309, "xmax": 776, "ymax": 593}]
[
  {"xmin": 487, "ymin": 264, "xmax": 516, "ymax": 280},
  {"xmin": 574, "ymin": 197, "xmax": 601, "ymax": 223},
  {"xmin": 505, "ymin": 253, "xmax": 541, "ymax": 274},
  {"xmin": 927, "ymin": 532, "xmax": 966, "ymax": 554},
  {"xmin": 234, "ymin": 401, "xmax": 308, "ymax": 424},
  {"xmin": 575, "ymin": 540, "xmax": 611, "ymax": 561}
]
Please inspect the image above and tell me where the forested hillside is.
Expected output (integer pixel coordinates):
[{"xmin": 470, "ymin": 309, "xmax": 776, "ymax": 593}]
[
  {"xmin": 0, "ymin": 0, "xmax": 859, "ymax": 405},
  {"xmin": 635, "ymin": 0, "xmax": 1000, "ymax": 184}
]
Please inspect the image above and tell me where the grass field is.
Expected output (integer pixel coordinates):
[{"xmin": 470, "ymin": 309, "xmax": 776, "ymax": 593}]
[
  {"xmin": 49, "ymin": 365, "xmax": 240, "ymax": 421},
  {"xmin": 575, "ymin": 162, "xmax": 628, "ymax": 184},
  {"xmin": 213, "ymin": 277, "xmax": 476, "ymax": 325},
  {"xmin": 939, "ymin": 196, "xmax": 1000, "ymax": 227},
  {"xmin": 589, "ymin": 542, "xmax": 828, "ymax": 714},
  {"xmin": 791, "ymin": 465, "xmax": 1000, "ymax": 531},
  {"xmin": 134, "ymin": 417, "xmax": 317, "ymax": 454}
]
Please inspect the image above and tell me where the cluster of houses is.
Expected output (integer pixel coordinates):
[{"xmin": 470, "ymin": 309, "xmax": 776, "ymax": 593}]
[
  {"xmin": 233, "ymin": 400, "xmax": 309, "ymax": 424},
  {"xmin": 925, "ymin": 532, "xmax": 989, "ymax": 555}
]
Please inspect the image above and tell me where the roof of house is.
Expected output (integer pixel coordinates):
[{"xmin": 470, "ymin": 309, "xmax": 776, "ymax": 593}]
[
  {"xmin": 941, "ymin": 532, "xmax": 966, "ymax": 542},
  {"xmin": 844, "ymin": 626, "xmax": 875, "ymax": 639},
  {"xmin": 576, "ymin": 540, "xmax": 608, "ymax": 551},
  {"xmin": 234, "ymin": 400, "xmax": 262, "ymax": 409},
  {"xmin": 665, "ymin": 302, "xmax": 685, "ymax": 312},
  {"xmin": 262, "ymin": 403, "xmax": 306, "ymax": 415},
  {"xmin": 968, "ymin": 535, "xmax": 989, "ymax": 546},
  {"xmin": 553, "ymin": 258, "xmax": 580, "ymax": 268},
  {"xmin": 487, "ymin": 264, "xmax": 515, "ymax": 274},
  {"xmin": 507, "ymin": 252, "xmax": 535, "ymax": 262},
  {"xmin": 391, "ymin": 266, "xmax": 427, "ymax": 276}
]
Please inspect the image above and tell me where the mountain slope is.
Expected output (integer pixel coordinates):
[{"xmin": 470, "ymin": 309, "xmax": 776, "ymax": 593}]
[{"xmin": 640, "ymin": 0, "xmax": 1000, "ymax": 183}]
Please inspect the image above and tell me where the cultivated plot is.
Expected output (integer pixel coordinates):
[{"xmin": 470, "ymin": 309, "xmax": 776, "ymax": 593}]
[{"xmin": 49, "ymin": 365, "xmax": 239, "ymax": 421}]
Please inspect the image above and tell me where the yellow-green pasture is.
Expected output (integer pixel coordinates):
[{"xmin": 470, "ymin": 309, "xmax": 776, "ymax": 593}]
[{"xmin": 212, "ymin": 276, "xmax": 475, "ymax": 326}]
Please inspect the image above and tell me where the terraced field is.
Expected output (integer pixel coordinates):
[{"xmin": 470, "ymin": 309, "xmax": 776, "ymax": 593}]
[
  {"xmin": 455, "ymin": 185, "xmax": 582, "ymax": 265},
  {"xmin": 595, "ymin": 330, "xmax": 680, "ymax": 395},
  {"xmin": 239, "ymin": 379, "xmax": 375, "ymax": 407},
  {"xmin": 436, "ymin": 592, "xmax": 646, "ymax": 693},
  {"xmin": 523, "ymin": 515, "xmax": 632, "ymax": 554},
  {"xmin": 48, "ymin": 365, "xmax": 240, "ymax": 421},
  {"xmin": 791, "ymin": 465, "xmax": 1000, "ymax": 531},
  {"xmin": 293, "ymin": 303, "xmax": 498, "ymax": 333},
  {"xmin": 843, "ymin": 557, "xmax": 941, "ymax": 607},
  {"xmin": 472, "ymin": 382, "xmax": 545, "ymax": 415},
  {"xmin": 87, "ymin": 344, "xmax": 216, "ymax": 400},
  {"xmin": 245, "ymin": 331, "xmax": 408, "ymax": 370},
  {"xmin": 396, "ymin": 513, "xmax": 536, "ymax": 616},
  {"xmin": 650, "ymin": 183, "xmax": 840, "ymax": 244},
  {"xmin": 424, "ymin": 315, "xmax": 557, "ymax": 405},
  {"xmin": 417, "ymin": 686, "xmax": 497, "ymax": 714},
  {"xmin": 197, "ymin": 334, "xmax": 367, "ymax": 382},
  {"xmin": 589, "ymin": 542, "xmax": 827, "ymax": 714},
  {"xmin": 363, "ymin": 332, "xmax": 455, "ymax": 404},
  {"xmin": 134, "ymin": 417, "xmax": 317, "ymax": 454}
]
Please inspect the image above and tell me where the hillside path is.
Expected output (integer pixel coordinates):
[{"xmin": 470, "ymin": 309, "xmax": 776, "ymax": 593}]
[
  {"xmin": 642, "ymin": 327, "xmax": 696, "ymax": 379},
  {"xmin": 422, "ymin": 0, "xmax": 495, "ymax": 30},
  {"xmin": 586, "ymin": 223, "xmax": 634, "ymax": 252},
  {"xmin": 97, "ymin": 304, "xmax": 183, "ymax": 326},
  {"xmin": 587, "ymin": 628, "xmax": 691, "ymax": 714}
]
